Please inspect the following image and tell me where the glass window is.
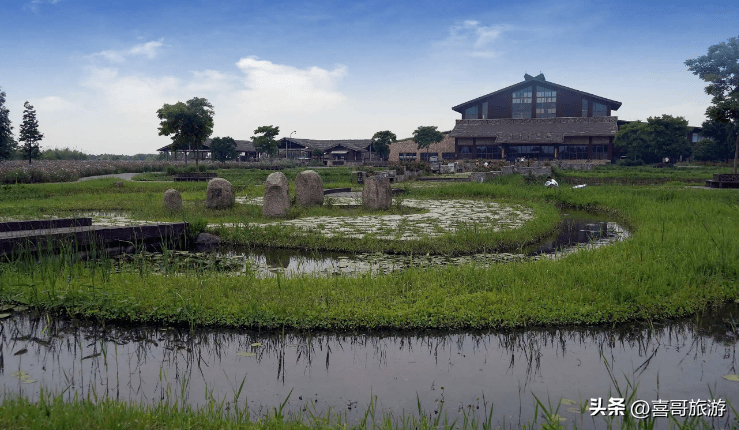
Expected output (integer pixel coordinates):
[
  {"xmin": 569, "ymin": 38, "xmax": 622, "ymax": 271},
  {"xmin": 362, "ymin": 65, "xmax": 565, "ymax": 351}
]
[
  {"xmin": 582, "ymin": 100, "xmax": 588, "ymax": 117},
  {"xmin": 442, "ymin": 152, "xmax": 456, "ymax": 160},
  {"xmin": 459, "ymin": 146, "xmax": 472, "ymax": 158},
  {"xmin": 592, "ymin": 145, "xmax": 608, "ymax": 160},
  {"xmin": 692, "ymin": 134, "xmax": 698, "ymax": 143},
  {"xmin": 465, "ymin": 106, "xmax": 478, "ymax": 119},
  {"xmin": 593, "ymin": 102, "xmax": 607, "ymax": 117},
  {"xmin": 560, "ymin": 145, "xmax": 589, "ymax": 160},
  {"xmin": 481, "ymin": 102, "xmax": 488, "ymax": 119},
  {"xmin": 399, "ymin": 153, "xmax": 416, "ymax": 160},
  {"xmin": 536, "ymin": 86, "xmax": 556, "ymax": 118},
  {"xmin": 420, "ymin": 152, "xmax": 439, "ymax": 161},
  {"xmin": 512, "ymin": 86, "xmax": 532, "ymax": 119},
  {"xmin": 475, "ymin": 146, "xmax": 502, "ymax": 159}
]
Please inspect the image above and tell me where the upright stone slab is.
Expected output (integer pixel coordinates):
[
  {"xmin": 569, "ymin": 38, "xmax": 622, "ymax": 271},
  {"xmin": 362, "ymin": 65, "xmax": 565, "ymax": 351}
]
[
  {"xmin": 163, "ymin": 188, "xmax": 182, "ymax": 211},
  {"xmin": 263, "ymin": 172, "xmax": 290, "ymax": 217},
  {"xmin": 295, "ymin": 170, "xmax": 324, "ymax": 206},
  {"xmin": 362, "ymin": 175, "xmax": 392, "ymax": 210},
  {"xmin": 206, "ymin": 178, "xmax": 235, "ymax": 209}
]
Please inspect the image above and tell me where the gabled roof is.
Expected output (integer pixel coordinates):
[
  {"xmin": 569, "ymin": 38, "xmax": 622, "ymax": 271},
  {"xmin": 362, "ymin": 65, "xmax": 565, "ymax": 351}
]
[
  {"xmin": 450, "ymin": 117, "xmax": 619, "ymax": 142},
  {"xmin": 157, "ymin": 139, "xmax": 255, "ymax": 153},
  {"xmin": 452, "ymin": 75, "xmax": 622, "ymax": 113},
  {"xmin": 281, "ymin": 138, "xmax": 373, "ymax": 152}
]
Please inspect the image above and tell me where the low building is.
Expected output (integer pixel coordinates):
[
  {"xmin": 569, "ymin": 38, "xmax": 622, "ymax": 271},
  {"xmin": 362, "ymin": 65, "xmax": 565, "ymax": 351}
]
[
  {"xmin": 157, "ymin": 139, "xmax": 257, "ymax": 161},
  {"xmin": 388, "ymin": 134, "xmax": 456, "ymax": 162},
  {"xmin": 449, "ymin": 73, "xmax": 622, "ymax": 162},
  {"xmin": 277, "ymin": 138, "xmax": 377, "ymax": 163}
]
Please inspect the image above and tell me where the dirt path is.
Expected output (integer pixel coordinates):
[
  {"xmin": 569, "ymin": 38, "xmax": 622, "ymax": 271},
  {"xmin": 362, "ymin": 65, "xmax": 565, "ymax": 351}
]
[{"xmin": 76, "ymin": 173, "xmax": 139, "ymax": 182}]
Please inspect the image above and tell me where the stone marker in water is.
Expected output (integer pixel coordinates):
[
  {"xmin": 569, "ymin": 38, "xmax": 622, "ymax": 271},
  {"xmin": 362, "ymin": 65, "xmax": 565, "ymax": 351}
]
[
  {"xmin": 263, "ymin": 172, "xmax": 290, "ymax": 217},
  {"xmin": 206, "ymin": 178, "xmax": 235, "ymax": 209},
  {"xmin": 362, "ymin": 175, "xmax": 392, "ymax": 210},
  {"xmin": 295, "ymin": 170, "xmax": 324, "ymax": 206},
  {"xmin": 163, "ymin": 188, "xmax": 182, "ymax": 211}
]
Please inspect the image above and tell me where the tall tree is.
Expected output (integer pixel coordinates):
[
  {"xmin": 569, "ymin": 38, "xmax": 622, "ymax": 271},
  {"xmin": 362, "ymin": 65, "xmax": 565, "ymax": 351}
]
[
  {"xmin": 614, "ymin": 116, "xmax": 691, "ymax": 164},
  {"xmin": 692, "ymin": 120, "xmax": 739, "ymax": 162},
  {"xmin": 19, "ymin": 101, "xmax": 43, "ymax": 165},
  {"xmin": 209, "ymin": 136, "xmax": 238, "ymax": 163},
  {"xmin": 371, "ymin": 130, "xmax": 396, "ymax": 160},
  {"xmin": 157, "ymin": 97, "xmax": 215, "ymax": 166},
  {"xmin": 0, "ymin": 87, "xmax": 16, "ymax": 161},
  {"xmin": 685, "ymin": 36, "xmax": 739, "ymax": 173},
  {"xmin": 252, "ymin": 125, "xmax": 280, "ymax": 158},
  {"xmin": 412, "ymin": 126, "xmax": 444, "ymax": 161}
]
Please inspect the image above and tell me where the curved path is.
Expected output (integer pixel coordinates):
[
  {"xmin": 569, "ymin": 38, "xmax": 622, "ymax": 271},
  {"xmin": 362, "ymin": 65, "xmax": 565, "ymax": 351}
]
[{"xmin": 77, "ymin": 172, "xmax": 139, "ymax": 182}]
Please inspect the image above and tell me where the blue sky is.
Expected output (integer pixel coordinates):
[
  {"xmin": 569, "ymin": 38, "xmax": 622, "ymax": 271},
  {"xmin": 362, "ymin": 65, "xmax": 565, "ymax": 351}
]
[{"xmin": 0, "ymin": 0, "xmax": 736, "ymax": 155}]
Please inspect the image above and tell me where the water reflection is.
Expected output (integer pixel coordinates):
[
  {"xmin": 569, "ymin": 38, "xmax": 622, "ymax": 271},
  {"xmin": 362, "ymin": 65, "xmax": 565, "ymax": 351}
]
[{"xmin": 1, "ymin": 305, "xmax": 737, "ymax": 428}]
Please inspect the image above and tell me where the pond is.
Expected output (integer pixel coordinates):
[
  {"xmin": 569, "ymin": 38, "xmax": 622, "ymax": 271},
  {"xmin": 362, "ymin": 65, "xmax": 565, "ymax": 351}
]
[
  {"xmin": 1, "ymin": 305, "xmax": 736, "ymax": 428},
  {"xmin": 183, "ymin": 211, "xmax": 629, "ymax": 278}
]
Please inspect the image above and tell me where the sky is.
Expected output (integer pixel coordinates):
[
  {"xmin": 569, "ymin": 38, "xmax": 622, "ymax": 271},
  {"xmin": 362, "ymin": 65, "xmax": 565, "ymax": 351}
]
[{"xmin": 0, "ymin": 0, "xmax": 737, "ymax": 155}]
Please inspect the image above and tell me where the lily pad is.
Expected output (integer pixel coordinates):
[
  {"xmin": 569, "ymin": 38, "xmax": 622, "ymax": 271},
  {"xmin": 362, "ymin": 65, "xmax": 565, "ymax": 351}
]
[
  {"xmin": 551, "ymin": 414, "xmax": 567, "ymax": 422},
  {"xmin": 251, "ymin": 342, "xmax": 262, "ymax": 347},
  {"xmin": 11, "ymin": 371, "xmax": 29, "ymax": 379},
  {"xmin": 0, "ymin": 313, "xmax": 11, "ymax": 319},
  {"xmin": 566, "ymin": 407, "xmax": 584, "ymax": 414},
  {"xmin": 723, "ymin": 374, "xmax": 739, "ymax": 382},
  {"xmin": 560, "ymin": 398, "xmax": 577, "ymax": 406},
  {"xmin": 236, "ymin": 351, "xmax": 256, "ymax": 357},
  {"xmin": 21, "ymin": 379, "xmax": 37, "ymax": 384}
]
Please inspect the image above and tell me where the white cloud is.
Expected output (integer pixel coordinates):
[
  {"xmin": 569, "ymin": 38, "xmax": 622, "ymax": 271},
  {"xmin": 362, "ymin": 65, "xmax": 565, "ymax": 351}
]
[
  {"xmin": 435, "ymin": 20, "xmax": 507, "ymax": 59},
  {"xmin": 32, "ymin": 96, "xmax": 77, "ymax": 112},
  {"xmin": 92, "ymin": 40, "xmax": 166, "ymax": 63},
  {"xmin": 24, "ymin": 0, "xmax": 62, "ymax": 12},
  {"xmin": 234, "ymin": 56, "xmax": 347, "ymax": 114}
]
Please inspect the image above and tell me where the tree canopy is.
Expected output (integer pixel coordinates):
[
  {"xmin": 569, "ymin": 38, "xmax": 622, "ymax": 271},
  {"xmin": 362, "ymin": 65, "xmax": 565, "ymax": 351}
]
[
  {"xmin": 371, "ymin": 130, "xmax": 396, "ymax": 159},
  {"xmin": 692, "ymin": 120, "xmax": 738, "ymax": 162},
  {"xmin": 19, "ymin": 101, "xmax": 43, "ymax": 165},
  {"xmin": 685, "ymin": 35, "xmax": 739, "ymax": 172},
  {"xmin": 0, "ymin": 87, "xmax": 16, "ymax": 161},
  {"xmin": 157, "ymin": 97, "xmax": 214, "ymax": 166},
  {"xmin": 412, "ymin": 126, "xmax": 444, "ymax": 159},
  {"xmin": 252, "ymin": 125, "xmax": 280, "ymax": 158},
  {"xmin": 210, "ymin": 136, "xmax": 238, "ymax": 163},
  {"xmin": 614, "ymin": 115, "xmax": 691, "ymax": 164}
]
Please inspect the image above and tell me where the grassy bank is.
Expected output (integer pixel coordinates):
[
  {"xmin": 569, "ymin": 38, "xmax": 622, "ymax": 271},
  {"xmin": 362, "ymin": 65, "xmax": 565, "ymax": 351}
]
[{"xmin": 1, "ymin": 176, "xmax": 738, "ymax": 330}]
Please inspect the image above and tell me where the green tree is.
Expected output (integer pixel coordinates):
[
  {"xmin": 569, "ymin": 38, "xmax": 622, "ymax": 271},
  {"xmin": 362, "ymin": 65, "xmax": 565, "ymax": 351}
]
[
  {"xmin": 412, "ymin": 126, "xmax": 444, "ymax": 161},
  {"xmin": 0, "ymin": 87, "xmax": 16, "ymax": 161},
  {"xmin": 371, "ymin": 130, "xmax": 396, "ymax": 160},
  {"xmin": 311, "ymin": 148, "xmax": 324, "ymax": 159},
  {"xmin": 19, "ymin": 101, "xmax": 43, "ymax": 165},
  {"xmin": 642, "ymin": 115, "xmax": 691, "ymax": 162},
  {"xmin": 614, "ymin": 121, "xmax": 648, "ymax": 162},
  {"xmin": 685, "ymin": 36, "xmax": 739, "ymax": 173},
  {"xmin": 210, "ymin": 136, "xmax": 238, "ymax": 163},
  {"xmin": 40, "ymin": 147, "xmax": 89, "ymax": 160},
  {"xmin": 614, "ymin": 116, "xmax": 691, "ymax": 164},
  {"xmin": 157, "ymin": 97, "xmax": 215, "ymax": 167},
  {"xmin": 252, "ymin": 125, "xmax": 280, "ymax": 158},
  {"xmin": 692, "ymin": 120, "xmax": 738, "ymax": 162}
]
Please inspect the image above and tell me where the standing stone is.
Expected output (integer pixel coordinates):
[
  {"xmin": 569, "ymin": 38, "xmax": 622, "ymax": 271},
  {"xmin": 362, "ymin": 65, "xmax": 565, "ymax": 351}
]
[
  {"xmin": 295, "ymin": 170, "xmax": 324, "ymax": 206},
  {"xmin": 362, "ymin": 175, "xmax": 392, "ymax": 210},
  {"xmin": 206, "ymin": 178, "xmax": 235, "ymax": 209},
  {"xmin": 163, "ymin": 188, "xmax": 182, "ymax": 211},
  {"xmin": 263, "ymin": 172, "xmax": 290, "ymax": 217}
]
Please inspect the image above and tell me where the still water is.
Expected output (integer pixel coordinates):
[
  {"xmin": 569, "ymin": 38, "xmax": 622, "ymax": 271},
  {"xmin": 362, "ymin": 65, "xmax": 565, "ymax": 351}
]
[{"xmin": 1, "ymin": 305, "xmax": 737, "ymax": 428}]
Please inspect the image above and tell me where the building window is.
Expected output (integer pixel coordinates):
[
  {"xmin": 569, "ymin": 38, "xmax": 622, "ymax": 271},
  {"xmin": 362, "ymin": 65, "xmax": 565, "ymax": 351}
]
[
  {"xmin": 592, "ymin": 144, "xmax": 608, "ymax": 160},
  {"xmin": 442, "ymin": 152, "xmax": 456, "ymax": 160},
  {"xmin": 692, "ymin": 133, "xmax": 699, "ymax": 143},
  {"xmin": 476, "ymin": 146, "xmax": 502, "ymax": 159},
  {"xmin": 559, "ymin": 145, "xmax": 588, "ymax": 160},
  {"xmin": 420, "ymin": 152, "xmax": 439, "ymax": 161},
  {"xmin": 482, "ymin": 102, "xmax": 488, "ymax": 119},
  {"xmin": 465, "ymin": 106, "xmax": 478, "ymax": 119},
  {"xmin": 459, "ymin": 146, "xmax": 473, "ymax": 158},
  {"xmin": 399, "ymin": 153, "xmax": 416, "ymax": 160},
  {"xmin": 512, "ymin": 86, "xmax": 532, "ymax": 119},
  {"xmin": 582, "ymin": 100, "xmax": 588, "ymax": 117},
  {"xmin": 593, "ymin": 102, "xmax": 607, "ymax": 117},
  {"xmin": 535, "ymin": 86, "xmax": 556, "ymax": 118},
  {"xmin": 507, "ymin": 145, "xmax": 554, "ymax": 160}
]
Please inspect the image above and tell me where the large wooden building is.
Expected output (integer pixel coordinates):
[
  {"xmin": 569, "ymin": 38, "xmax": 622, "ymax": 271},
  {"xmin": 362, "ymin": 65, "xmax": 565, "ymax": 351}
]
[{"xmin": 449, "ymin": 73, "xmax": 622, "ymax": 162}]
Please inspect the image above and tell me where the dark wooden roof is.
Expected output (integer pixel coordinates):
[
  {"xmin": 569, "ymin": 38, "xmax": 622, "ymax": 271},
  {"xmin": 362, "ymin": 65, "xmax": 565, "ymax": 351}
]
[
  {"xmin": 450, "ymin": 117, "xmax": 619, "ymax": 143},
  {"xmin": 157, "ymin": 139, "xmax": 255, "ymax": 153},
  {"xmin": 281, "ymin": 138, "xmax": 373, "ymax": 152},
  {"xmin": 452, "ymin": 75, "xmax": 622, "ymax": 114}
]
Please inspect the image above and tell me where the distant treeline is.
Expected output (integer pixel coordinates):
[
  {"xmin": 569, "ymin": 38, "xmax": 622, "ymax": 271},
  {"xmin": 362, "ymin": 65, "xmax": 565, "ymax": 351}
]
[{"xmin": 14, "ymin": 147, "xmax": 166, "ymax": 161}]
